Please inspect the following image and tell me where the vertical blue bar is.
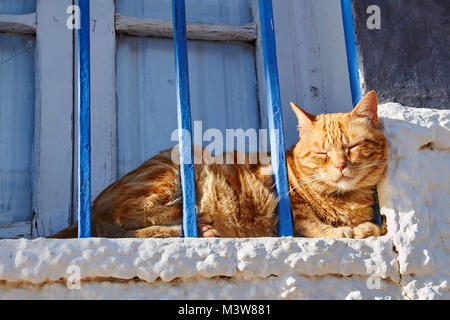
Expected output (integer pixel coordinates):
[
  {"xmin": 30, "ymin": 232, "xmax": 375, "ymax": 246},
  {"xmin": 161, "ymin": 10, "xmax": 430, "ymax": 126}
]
[
  {"xmin": 259, "ymin": 0, "xmax": 293, "ymax": 237},
  {"xmin": 172, "ymin": 0, "xmax": 198, "ymax": 237},
  {"xmin": 341, "ymin": 0, "xmax": 381, "ymax": 226},
  {"xmin": 78, "ymin": 0, "xmax": 91, "ymax": 238},
  {"xmin": 341, "ymin": 0, "xmax": 362, "ymax": 107}
]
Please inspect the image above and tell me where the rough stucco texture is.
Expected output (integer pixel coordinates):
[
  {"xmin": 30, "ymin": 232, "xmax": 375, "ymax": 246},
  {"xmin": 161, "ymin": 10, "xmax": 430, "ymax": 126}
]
[
  {"xmin": 378, "ymin": 103, "xmax": 449, "ymax": 299},
  {"xmin": 0, "ymin": 103, "xmax": 448, "ymax": 299}
]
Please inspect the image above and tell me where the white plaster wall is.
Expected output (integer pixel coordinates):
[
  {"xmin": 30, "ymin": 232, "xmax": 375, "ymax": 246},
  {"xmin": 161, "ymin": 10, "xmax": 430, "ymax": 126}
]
[
  {"xmin": 0, "ymin": 103, "xmax": 448, "ymax": 300},
  {"xmin": 378, "ymin": 103, "xmax": 450, "ymax": 299},
  {"xmin": 273, "ymin": 0, "xmax": 354, "ymax": 148}
]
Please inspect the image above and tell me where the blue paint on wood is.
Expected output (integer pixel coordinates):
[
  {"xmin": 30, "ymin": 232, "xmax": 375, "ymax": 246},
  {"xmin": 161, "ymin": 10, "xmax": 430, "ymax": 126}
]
[
  {"xmin": 78, "ymin": 0, "xmax": 91, "ymax": 238},
  {"xmin": 172, "ymin": 0, "xmax": 198, "ymax": 237},
  {"xmin": 341, "ymin": 0, "xmax": 382, "ymax": 227},
  {"xmin": 340, "ymin": 0, "xmax": 362, "ymax": 107},
  {"xmin": 259, "ymin": 0, "xmax": 293, "ymax": 237},
  {"xmin": 371, "ymin": 188, "xmax": 381, "ymax": 226}
]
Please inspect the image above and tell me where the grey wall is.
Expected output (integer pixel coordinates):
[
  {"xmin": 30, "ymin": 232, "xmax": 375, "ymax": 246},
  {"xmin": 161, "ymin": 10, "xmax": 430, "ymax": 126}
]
[{"xmin": 351, "ymin": 0, "xmax": 449, "ymax": 109}]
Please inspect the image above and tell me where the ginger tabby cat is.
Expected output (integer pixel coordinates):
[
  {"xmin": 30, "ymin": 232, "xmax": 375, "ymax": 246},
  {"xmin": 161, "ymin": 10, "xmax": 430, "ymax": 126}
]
[{"xmin": 50, "ymin": 91, "xmax": 387, "ymax": 239}]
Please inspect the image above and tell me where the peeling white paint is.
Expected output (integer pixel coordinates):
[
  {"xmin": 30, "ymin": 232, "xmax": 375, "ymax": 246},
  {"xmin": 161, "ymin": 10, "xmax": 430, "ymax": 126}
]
[{"xmin": 0, "ymin": 103, "xmax": 448, "ymax": 299}]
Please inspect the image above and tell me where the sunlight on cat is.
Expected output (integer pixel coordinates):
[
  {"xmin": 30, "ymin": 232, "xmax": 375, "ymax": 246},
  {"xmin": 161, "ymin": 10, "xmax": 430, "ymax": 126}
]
[{"xmin": 49, "ymin": 91, "xmax": 387, "ymax": 239}]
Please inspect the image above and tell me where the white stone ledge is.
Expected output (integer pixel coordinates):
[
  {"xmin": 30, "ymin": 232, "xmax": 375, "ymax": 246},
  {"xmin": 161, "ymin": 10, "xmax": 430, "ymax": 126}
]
[
  {"xmin": 0, "ymin": 274, "xmax": 403, "ymax": 300},
  {"xmin": 0, "ymin": 236, "xmax": 398, "ymax": 285}
]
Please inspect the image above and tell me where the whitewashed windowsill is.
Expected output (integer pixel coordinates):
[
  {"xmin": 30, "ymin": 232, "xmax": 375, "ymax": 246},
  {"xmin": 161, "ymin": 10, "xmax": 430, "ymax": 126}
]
[
  {"xmin": 0, "ymin": 235, "xmax": 402, "ymax": 299},
  {"xmin": 0, "ymin": 236, "xmax": 398, "ymax": 283}
]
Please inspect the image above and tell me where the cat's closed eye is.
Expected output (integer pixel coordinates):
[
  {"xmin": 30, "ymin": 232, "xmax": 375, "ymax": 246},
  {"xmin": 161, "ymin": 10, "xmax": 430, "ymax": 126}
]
[
  {"xmin": 348, "ymin": 140, "xmax": 378, "ymax": 158},
  {"xmin": 313, "ymin": 150, "xmax": 328, "ymax": 157},
  {"xmin": 345, "ymin": 143, "xmax": 360, "ymax": 155}
]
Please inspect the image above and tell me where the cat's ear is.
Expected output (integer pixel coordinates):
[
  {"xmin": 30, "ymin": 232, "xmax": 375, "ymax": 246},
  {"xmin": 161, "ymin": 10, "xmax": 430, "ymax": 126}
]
[
  {"xmin": 351, "ymin": 90, "xmax": 378, "ymax": 127},
  {"xmin": 290, "ymin": 102, "xmax": 315, "ymax": 134}
]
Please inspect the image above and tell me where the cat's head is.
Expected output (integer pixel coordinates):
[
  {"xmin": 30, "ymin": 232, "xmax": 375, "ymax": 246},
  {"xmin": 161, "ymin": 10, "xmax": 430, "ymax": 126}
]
[{"xmin": 290, "ymin": 90, "xmax": 388, "ymax": 193}]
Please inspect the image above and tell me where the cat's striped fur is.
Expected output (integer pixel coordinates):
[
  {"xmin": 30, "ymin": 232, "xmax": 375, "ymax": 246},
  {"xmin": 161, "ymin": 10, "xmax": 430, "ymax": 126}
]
[{"xmin": 50, "ymin": 91, "xmax": 387, "ymax": 238}]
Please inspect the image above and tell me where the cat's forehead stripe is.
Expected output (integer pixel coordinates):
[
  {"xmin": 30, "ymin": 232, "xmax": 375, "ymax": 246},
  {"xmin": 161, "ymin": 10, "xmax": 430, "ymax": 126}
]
[{"xmin": 321, "ymin": 115, "xmax": 348, "ymax": 147}]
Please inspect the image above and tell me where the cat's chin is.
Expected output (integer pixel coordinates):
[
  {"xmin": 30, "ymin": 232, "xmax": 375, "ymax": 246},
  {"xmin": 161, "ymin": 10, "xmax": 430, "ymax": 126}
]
[
  {"xmin": 317, "ymin": 177, "xmax": 358, "ymax": 194},
  {"xmin": 334, "ymin": 176, "xmax": 357, "ymax": 192}
]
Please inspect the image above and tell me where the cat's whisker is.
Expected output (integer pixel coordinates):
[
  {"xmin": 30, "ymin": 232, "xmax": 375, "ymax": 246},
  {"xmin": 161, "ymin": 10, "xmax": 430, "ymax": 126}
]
[
  {"xmin": 288, "ymin": 173, "xmax": 322, "ymax": 188},
  {"xmin": 285, "ymin": 174, "xmax": 332, "ymax": 196},
  {"xmin": 350, "ymin": 162, "xmax": 383, "ymax": 172},
  {"xmin": 295, "ymin": 175, "xmax": 324, "ymax": 186},
  {"xmin": 298, "ymin": 177, "xmax": 324, "ymax": 186},
  {"xmin": 287, "ymin": 180, "xmax": 316, "ymax": 194}
]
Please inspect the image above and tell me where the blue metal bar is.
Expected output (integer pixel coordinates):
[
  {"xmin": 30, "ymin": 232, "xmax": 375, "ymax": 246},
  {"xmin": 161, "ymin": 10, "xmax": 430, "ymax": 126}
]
[
  {"xmin": 172, "ymin": 0, "xmax": 198, "ymax": 237},
  {"xmin": 258, "ymin": 0, "xmax": 294, "ymax": 237},
  {"xmin": 341, "ymin": 0, "xmax": 381, "ymax": 226},
  {"xmin": 77, "ymin": 0, "xmax": 91, "ymax": 238},
  {"xmin": 341, "ymin": 0, "xmax": 362, "ymax": 106},
  {"xmin": 371, "ymin": 188, "xmax": 381, "ymax": 226}
]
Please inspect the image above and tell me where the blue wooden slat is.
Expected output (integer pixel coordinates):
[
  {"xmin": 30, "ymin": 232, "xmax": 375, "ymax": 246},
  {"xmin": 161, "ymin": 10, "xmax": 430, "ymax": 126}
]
[
  {"xmin": 172, "ymin": 0, "xmax": 198, "ymax": 237},
  {"xmin": 340, "ymin": 0, "xmax": 362, "ymax": 106},
  {"xmin": 341, "ymin": 0, "xmax": 381, "ymax": 226},
  {"xmin": 371, "ymin": 189, "xmax": 381, "ymax": 226},
  {"xmin": 258, "ymin": 0, "xmax": 294, "ymax": 237},
  {"xmin": 78, "ymin": 0, "xmax": 91, "ymax": 238}
]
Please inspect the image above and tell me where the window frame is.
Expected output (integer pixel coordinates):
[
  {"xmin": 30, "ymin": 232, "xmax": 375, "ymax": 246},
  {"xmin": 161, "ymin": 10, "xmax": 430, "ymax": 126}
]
[
  {"xmin": 0, "ymin": 0, "xmax": 354, "ymax": 238},
  {"xmin": 0, "ymin": 0, "xmax": 74, "ymax": 238}
]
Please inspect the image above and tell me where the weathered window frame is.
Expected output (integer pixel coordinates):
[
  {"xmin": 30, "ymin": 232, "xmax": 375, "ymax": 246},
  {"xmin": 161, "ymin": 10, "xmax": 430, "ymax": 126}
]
[
  {"xmin": 0, "ymin": 0, "xmax": 74, "ymax": 238},
  {"xmin": 0, "ymin": 0, "xmax": 354, "ymax": 238}
]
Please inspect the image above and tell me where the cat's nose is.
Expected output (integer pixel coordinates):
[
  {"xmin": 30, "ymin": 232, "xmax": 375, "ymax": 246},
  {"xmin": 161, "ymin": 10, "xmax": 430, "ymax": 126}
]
[{"xmin": 334, "ymin": 161, "xmax": 347, "ymax": 172}]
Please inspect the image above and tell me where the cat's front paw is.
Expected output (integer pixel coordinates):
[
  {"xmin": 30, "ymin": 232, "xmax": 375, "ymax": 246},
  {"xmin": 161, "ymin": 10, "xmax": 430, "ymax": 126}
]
[
  {"xmin": 328, "ymin": 226, "xmax": 354, "ymax": 238},
  {"xmin": 199, "ymin": 224, "xmax": 220, "ymax": 237},
  {"xmin": 353, "ymin": 222, "xmax": 381, "ymax": 239}
]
